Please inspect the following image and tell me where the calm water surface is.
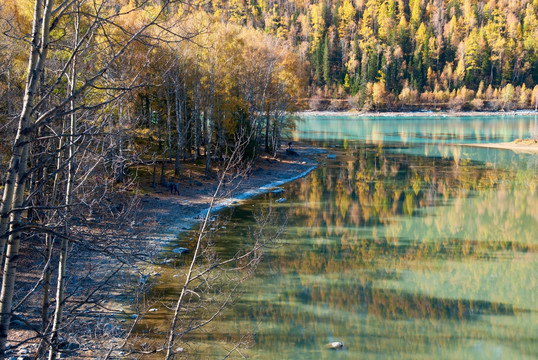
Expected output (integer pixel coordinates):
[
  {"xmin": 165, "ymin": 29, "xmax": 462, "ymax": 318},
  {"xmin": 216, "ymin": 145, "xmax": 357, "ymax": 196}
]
[{"xmin": 137, "ymin": 115, "xmax": 537, "ymax": 359}]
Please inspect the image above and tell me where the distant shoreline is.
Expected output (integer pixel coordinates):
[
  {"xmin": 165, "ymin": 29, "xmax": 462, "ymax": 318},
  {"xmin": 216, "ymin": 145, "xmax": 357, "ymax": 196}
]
[
  {"xmin": 297, "ymin": 110, "xmax": 538, "ymax": 117},
  {"xmin": 461, "ymin": 140, "xmax": 538, "ymax": 153}
]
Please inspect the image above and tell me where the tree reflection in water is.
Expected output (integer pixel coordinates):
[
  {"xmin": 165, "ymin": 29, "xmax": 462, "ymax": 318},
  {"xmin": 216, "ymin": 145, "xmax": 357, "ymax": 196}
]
[{"xmin": 139, "ymin": 136, "xmax": 537, "ymax": 359}]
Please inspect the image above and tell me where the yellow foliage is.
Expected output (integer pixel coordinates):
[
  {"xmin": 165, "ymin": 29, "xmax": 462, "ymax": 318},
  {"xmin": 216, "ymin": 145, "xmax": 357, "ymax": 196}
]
[
  {"xmin": 338, "ymin": 0, "xmax": 355, "ymax": 40},
  {"xmin": 310, "ymin": 2, "xmax": 325, "ymax": 49}
]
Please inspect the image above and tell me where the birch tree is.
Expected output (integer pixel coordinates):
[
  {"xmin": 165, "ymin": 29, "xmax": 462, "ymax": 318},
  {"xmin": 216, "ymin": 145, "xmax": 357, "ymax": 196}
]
[{"xmin": 0, "ymin": 0, "xmax": 54, "ymax": 351}]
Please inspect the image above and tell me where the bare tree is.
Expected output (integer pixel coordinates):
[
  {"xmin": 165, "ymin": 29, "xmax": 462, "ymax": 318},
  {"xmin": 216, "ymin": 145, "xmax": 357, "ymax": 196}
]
[
  {"xmin": 162, "ymin": 131, "xmax": 285, "ymax": 359},
  {"xmin": 0, "ymin": 4, "xmax": 305, "ymax": 357},
  {"xmin": 0, "ymin": 0, "xmax": 55, "ymax": 351}
]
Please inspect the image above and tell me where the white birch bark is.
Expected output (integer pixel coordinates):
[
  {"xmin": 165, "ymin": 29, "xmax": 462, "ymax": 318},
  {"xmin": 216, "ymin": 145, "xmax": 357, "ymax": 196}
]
[
  {"xmin": 48, "ymin": 4, "xmax": 79, "ymax": 357},
  {"xmin": 0, "ymin": 0, "xmax": 54, "ymax": 353}
]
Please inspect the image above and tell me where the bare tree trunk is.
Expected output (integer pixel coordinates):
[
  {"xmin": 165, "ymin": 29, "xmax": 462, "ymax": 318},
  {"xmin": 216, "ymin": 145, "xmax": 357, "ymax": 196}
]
[
  {"xmin": 254, "ymin": 63, "xmax": 273, "ymax": 148},
  {"xmin": 48, "ymin": 234, "xmax": 68, "ymax": 360},
  {"xmin": 272, "ymin": 119, "xmax": 279, "ymax": 157},
  {"xmin": 205, "ymin": 114, "xmax": 212, "ymax": 174},
  {"xmin": 159, "ymin": 113, "xmax": 166, "ymax": 186},
  {"xmin": 181, "ymin": 82, "xmax": 188, "ymax": 162},
  {"xmin": 152, "ymin": 156, "xmax": 157, "ymax": 188},
  {"xmin": 166, "ymin": 87, "xmax": 173, "ymax": 162},
  {"xmin": 0, "ymin": 146, "xmax": 29, "ymax": 353},
  {"xmin": 117, "ymin": 105, "xmax": 125, "ymax": 183},
  {"xmin": 0, "ymin": 0, "xmax": 54, "ymax": 353},
  {"xmin": 194, "ymin": 80, "xmax": 201, "ymax": 161},
  {"xmin": 49, "ymin": 5, "xmax": 79, "ymax": 357},
  {"xmin": 36, "ymin": 113, "xmax": 66, "ymax": 357},
  {"xmin": 165, "ymin": 144, "xmax": 241, "ymax": 360},
  {"xmin": 264, "ymin": 112, "xmax": 270, "ymax": 152},
  {"xmin": 6, "ymin": 68, "xmax": 11, "ymax": 115},
  {"xmin": 205, "ymin": 74, "xmax": 215, "ymax": 175},
  {"xmin": 174, "ymin": 83, "xmax": 183, "ymax": 176},
  {"xmin": 217, "ymin": 117, "xmax": 225, "ymax": 161},
  {"xmin": 155, "ymin": 97, "xmax": 165, "ymax": 186},
  {"xmin": 0, "ymin": 0, "xmax": 43, "ymax": 260}
]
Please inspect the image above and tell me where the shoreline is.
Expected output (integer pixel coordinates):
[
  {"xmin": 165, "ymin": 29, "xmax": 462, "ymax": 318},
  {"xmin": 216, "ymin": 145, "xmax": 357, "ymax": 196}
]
[
  {"xmin": 140, "ymin": 144, "xmax": 325, "ymax": 247},
  {"xmin": 98, "ymin": 144, "xmax": 325, "ymax": 357},
  {"xmin": 297, "ymin": 110, "xmax": 538, "ymax": 117}
]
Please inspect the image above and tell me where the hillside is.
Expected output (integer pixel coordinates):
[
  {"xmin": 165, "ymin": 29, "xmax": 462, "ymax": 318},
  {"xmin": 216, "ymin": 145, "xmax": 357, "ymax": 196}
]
[{"xmin": 213, "ymin": 0, "xmax": 538, "ymax": 110}]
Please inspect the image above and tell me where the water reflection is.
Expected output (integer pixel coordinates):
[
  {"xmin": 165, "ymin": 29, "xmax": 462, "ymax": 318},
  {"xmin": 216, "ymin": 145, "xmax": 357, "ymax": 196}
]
[
  {"xmin": 136, "ymin": 116, "xmax": 538, "ymax": 359},
  {"xmin": 294, "ymin": 115, "xmax": 537, "ymax": 146},
  {"xmin": 216, "ymin": 146, "xmax": 537, "ymax": 359}
]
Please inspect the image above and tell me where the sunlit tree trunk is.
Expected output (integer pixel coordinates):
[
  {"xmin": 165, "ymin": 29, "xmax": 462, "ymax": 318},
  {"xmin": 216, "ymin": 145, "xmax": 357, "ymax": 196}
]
[
  {"xmin": 0, "ymin": 0, "xmax": 54, "ymax": 353},
  {"xmin": 35, "ymin": 114, "xmax": 65, "ymax": 357},
  {"xmin": 49, "ymin": 4, "xmax": 79, "ymax": 357}
]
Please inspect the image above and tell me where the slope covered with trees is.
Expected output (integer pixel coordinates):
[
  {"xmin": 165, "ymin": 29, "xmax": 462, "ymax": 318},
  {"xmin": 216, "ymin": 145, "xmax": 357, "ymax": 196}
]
[{"xmin": 211, "ymin": 0, "xmax": 538, "ymax": 110}]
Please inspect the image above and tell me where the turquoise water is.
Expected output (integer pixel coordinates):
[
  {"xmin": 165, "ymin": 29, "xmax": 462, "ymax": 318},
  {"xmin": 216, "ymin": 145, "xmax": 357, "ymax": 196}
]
[
  {"xmin": 137, "ymin": 115, "xmax": 537, "ymax": 359},
  {"xmin": 295, "ymin": 115, "xmax": 536, "ymax": 144}
]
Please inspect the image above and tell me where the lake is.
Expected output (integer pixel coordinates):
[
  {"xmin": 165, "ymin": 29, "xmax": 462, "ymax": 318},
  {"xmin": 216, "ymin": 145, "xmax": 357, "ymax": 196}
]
[{"xmin": 136, "ymin": 114, "xmax": 537, "ymax": 359}]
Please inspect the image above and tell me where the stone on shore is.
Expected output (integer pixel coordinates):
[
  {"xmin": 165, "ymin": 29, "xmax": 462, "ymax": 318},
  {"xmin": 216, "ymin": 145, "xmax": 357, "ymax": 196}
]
[
  {"xmin": 326, "ymin": 341, "xmax": 344, "ymax": 350},
  {"xmin": 172, "ymin": 247, "xmax": 190, "ymax": 254}
]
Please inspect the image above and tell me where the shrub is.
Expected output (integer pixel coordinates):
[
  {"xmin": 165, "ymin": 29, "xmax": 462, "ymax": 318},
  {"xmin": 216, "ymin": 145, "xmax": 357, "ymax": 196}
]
[
  {"xmin": 470, "ymin": 98, "xmax": 484, "ymax": 110},
  {"xmin": 347, "ymin": 95, "xmax": 360, "ymax": 110}
]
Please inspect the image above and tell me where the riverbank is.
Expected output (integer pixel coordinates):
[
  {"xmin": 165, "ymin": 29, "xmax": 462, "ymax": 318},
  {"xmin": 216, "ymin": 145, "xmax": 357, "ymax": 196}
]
[
  {"xmin": 461, "ymin": 139, "xmax": 538, "ymax": 153},
  {"xmin": 298, "ymin": 110, "xmax": 538, "ymax": 117}
]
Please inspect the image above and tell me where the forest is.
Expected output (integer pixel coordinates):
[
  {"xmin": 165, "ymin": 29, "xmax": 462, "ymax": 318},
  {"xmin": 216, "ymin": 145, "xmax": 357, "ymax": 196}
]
[
  {"xmin": 0, "ymin": 0, "xmax": 537, "ymax": 358},
  {"xmin": 291, "ymin": 0, "xmax": 538, "ymax": 110},
  {"xmin": 95, "ymin": 0, "xmax": 538, "ymax": 111},
  {"xmin": 256, "ymin": 0, "xmax": 538, "ymax": 111}
]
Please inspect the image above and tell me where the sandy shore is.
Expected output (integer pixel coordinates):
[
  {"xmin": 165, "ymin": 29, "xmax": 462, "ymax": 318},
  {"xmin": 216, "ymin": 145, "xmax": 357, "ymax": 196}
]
[
  {"xmin": 298, "ymin": 110, "xmax": 538, "ymax": 117},
  {"xmin": 461, "ymin": 140, "xmax": 538, "ymax": 153}
]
